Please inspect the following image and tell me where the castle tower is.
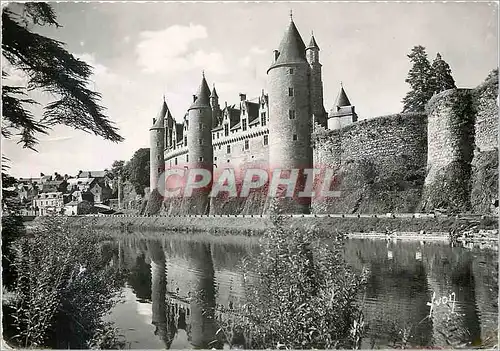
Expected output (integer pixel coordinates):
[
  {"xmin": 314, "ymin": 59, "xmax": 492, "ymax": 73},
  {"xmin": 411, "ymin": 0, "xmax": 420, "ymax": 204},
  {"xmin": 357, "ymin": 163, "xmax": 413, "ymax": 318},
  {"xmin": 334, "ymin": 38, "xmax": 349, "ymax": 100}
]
[
  {"xmin": 210, "ymin": 84, "xmax": 221, "ymax": 128},
  {"xmin": 150, "ymin": 98, "xmax": 167, "ymax": 193},
  {"xmin": 267, "ymin": 14, "xmax": 313, "ymax": 214},
  {"xmin": 186, "ymin": 73, "xmax": 214, "ymax": 214},
  {"xmin": 327, "ymin": 83, "xmax": 358, "ymax": 130},
  {"xmin": 164, "ymin": 100, "xmax": 175, "ymax": 149},
  {"xmin": 306, "ymin": 32, "xmax": 327, "ymax": 128}
]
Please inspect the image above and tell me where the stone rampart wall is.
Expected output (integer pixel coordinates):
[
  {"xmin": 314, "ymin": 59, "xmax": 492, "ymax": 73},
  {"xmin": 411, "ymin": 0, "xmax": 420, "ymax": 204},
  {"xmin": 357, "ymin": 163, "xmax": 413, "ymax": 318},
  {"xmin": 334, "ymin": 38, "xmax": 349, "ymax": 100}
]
[
  {"xmin": 312, "ymin": 113, "xmax": 428, "ymax": 213},
  {"xmin": 422, "ymin": 89, "xmax": 475, "ymax": 212}
]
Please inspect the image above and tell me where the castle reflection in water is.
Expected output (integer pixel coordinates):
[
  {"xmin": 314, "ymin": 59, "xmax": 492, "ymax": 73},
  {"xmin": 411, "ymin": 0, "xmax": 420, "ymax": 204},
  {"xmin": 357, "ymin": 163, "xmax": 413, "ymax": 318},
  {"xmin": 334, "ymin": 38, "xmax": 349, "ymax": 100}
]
[{"xmin": 104, "ymin": 235, "xmax": 498, "ymax": 349}]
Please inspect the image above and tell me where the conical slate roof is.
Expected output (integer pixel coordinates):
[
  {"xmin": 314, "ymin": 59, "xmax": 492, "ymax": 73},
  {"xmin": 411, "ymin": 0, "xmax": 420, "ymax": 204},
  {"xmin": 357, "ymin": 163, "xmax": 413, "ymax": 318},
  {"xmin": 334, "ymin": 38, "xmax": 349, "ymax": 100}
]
[
  {"xmin": 151, "ymin": 99, "xmax": 168, "ymax": 129},
  {"xmin": 335, "ymin": 86, "xmax": 351, "ymax": 107},
  {"xmin": 210, "ymin": 85, "xmax": 218, "ymax": 98},
  {"xmin": 307, "ymin": 34, "xmax": 319, "ymax": 50},
  {"xmin": 189, "ymin": 74, "xmax": 211, "ymax": 109},
  {"xmin": 269, "ymin": 18, "xmax": 307, "ymax": 71}
]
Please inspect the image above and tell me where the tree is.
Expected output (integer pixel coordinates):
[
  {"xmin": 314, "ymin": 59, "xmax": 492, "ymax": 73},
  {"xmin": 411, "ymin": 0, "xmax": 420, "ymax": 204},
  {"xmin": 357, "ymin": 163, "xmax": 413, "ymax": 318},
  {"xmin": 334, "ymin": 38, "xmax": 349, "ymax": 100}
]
[
  {"xmin": 110, "ymin": 160, "xmax": 127, "ymax": 180},
  {"xmin": 125, "ymin": 148, "xmax": 150, "ymax": 196},
  {"xmin": 109, "ymin": 160, "xmax": 126, "ymax": 198},
  {"xmin": 402, "ymin": 46, "xmax": 435, "ymax": 113},
  {"xmin": 2, "ymin": 3, "xmax": 123, "ymax": 151},
  {"xmin": 432, "ymin": 53, "xmax": 456, "ymax": 93}
]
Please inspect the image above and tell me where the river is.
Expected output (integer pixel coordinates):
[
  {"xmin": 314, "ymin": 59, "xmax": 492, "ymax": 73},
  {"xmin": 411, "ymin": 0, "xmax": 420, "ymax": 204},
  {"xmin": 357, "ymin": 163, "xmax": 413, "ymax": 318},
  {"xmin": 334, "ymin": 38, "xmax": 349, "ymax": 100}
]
[{"xmin": 102, "ymin": 233, "xmax": 498, "ymax": 349}]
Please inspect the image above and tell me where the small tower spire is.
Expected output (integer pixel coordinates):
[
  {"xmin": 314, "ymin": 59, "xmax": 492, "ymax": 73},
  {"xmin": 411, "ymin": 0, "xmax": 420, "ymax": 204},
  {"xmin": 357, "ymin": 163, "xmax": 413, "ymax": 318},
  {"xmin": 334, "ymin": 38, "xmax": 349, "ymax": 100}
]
[{"xmin": 289, "ymin": 9, "xmax": 293, "ymax": 20}]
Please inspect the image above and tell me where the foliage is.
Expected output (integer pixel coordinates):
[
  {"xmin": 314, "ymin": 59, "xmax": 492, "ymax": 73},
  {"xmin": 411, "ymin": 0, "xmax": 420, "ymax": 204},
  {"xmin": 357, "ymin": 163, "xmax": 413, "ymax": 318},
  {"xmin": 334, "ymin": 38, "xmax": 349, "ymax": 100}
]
[
  {"xmin": 145, "ymin": 188, "xmax": 164, "ymax": 215},
  {"xmin": 402, "ymin": 47, "xmax": 458, "ymax": 112},
  {"xmin": 402, "ymin": 46, "xmax": 435, "ymax": 113},
  {"xmin": 109, "ymin": 160, "xmax": 127, "ymax": 197},
  {"xmin": 2, "ymin": 3, "xmax": 123, "ymax": 150},
  {"xmin": 2, "ymin": 172, "xmax": 26, "ymax": 289},
  {"xmin": 210, "ymin": 211, "xmax": 368, "ymax": 349},
  {"xmin": 125, "ymin": 148, "xmax": 150, "ymax": 196},
  {"xmin": 470, "ymin": 149, "xmax": 498, "ymax": 214},
  {"xmin": 4, "ymin": 217, "xmax": 126, "ymax": 349},
  {"xmin": 431, "ymin": 53, "xmax": 456, "ymax": 93}
]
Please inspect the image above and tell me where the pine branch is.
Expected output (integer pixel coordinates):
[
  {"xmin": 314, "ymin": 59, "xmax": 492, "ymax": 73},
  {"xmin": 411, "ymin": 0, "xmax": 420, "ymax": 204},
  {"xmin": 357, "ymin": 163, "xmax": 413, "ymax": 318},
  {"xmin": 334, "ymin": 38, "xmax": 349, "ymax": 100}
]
[{"xmin": 1, "ymin": 5, "xmax": 124, "ymax": 149}]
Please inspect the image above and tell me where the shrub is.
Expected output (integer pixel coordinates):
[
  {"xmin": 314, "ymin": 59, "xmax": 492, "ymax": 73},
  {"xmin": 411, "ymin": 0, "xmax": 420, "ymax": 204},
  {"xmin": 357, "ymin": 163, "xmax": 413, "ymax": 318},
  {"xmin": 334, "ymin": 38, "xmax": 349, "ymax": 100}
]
[
  {"xmin": 211, "ymin": 211, "xmax": 368, "ymax": 349},
  {"xmin": 4, "ymin": 217, "xmax": 126, "ymax": 349}
]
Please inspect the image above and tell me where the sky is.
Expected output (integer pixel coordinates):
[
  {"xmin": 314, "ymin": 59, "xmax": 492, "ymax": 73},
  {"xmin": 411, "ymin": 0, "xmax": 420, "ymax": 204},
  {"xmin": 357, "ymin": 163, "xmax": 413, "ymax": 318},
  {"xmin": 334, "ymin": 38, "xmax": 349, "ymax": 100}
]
[{"xmin": 2, "ymin": 1, "xmax": 498, "ymax": 178}]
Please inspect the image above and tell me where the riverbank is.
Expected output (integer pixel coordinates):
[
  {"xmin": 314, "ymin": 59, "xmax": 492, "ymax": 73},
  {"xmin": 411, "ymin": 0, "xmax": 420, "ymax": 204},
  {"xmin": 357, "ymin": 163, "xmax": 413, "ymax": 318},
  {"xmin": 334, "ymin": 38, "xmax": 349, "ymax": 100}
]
[{"xmin": 60, "ymin": 214, "xmax": 498, "ymax": 240}]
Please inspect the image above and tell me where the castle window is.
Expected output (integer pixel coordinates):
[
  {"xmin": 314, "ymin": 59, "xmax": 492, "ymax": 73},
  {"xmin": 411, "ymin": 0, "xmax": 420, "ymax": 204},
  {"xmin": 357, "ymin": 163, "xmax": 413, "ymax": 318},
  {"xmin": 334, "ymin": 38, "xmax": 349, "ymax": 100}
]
[
  {"xmin": 157, "ymin": 155, "xmax": 161, "ymax": 160},
  {"xmin": 224, "ymin": 124, "xmax": 229, "ymax": 137},
  {"xmin": 288, "ymin": 88, "xmax": 294, "ymax": 97},
  {"xmin": 261, "ymin": 112, "xmax": 266, "ymax": 126},
  {"xmin": 214, "ymin": 156, "xmax": 217, "ymax": 161},
  {"xmin": 293, "ymin": 134, "xmax": 298, "ymax": 141},
  {"xmin": 199, "ymin": 139, "xmax": 203, "ymax": 145},
  {"xmin": 289, "ymin": 110, "xmax": 296, "ymax": 120},
  {"xmin": 289, "ymin": 68, "xmax": 294, "ymax": 74},
  {"xmin": 186, "ymin": 155, "xmax": 189, "ymax": 162},
  {"xmin": 158, "ymin": 167, "xmax": 162, "ymax": 174},
  {"xmin": 242, "ymin": 119, "xmax": 247, "ymax": 131},
  {"xmin": 244, "ymin": 139, "xmax": 249, "ymax": 150},
  {"xmin": 227, "ymin": 145, "xmax": 231, "ymax": 154},
  {"xmin": 264, "ymin": 135, "xmax": 268, "ymax": 146},
  {"xmin": 213, "ymin": 133, "xmax": 215, "ymax": 139},
  {"xmin": 175, "ymin": 158, "xmax": 178, "ymax": 165},
  {"xmin": 199, "ymin": 156, "xmax": 203, "ymax": 162},
  {"xmin": 184, "ymin": 137, "xmax": 187, "ymax": 146},
  {"xmin": 199, "ymin": 122, "xmax": 203, "ymax": 130},
  {"xmin": 217, "ymin": 132, "xmax": 220, "ymax": 138}
]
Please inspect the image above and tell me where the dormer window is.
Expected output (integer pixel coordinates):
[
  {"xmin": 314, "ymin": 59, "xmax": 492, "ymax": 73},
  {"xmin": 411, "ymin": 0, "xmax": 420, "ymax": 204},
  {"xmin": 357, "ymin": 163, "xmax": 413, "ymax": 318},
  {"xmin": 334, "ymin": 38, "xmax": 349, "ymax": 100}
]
[
  {"xmin": 242, "ymin": 119, "xmax": 247, "ymax": 131},
  {"xmin": 184, "ymin": 137, "xmax": 187, "ymax": 146},
  {"xmin": 261, "ymin": 112, "xmax": 266, "ymax": 126},
  {"xmin": 224, "ymin": 124, "xmax": 229, "ymax": 137},
  {"xmin": 289, "ymin": 68, "xmax": 294, "ymax": 74}
]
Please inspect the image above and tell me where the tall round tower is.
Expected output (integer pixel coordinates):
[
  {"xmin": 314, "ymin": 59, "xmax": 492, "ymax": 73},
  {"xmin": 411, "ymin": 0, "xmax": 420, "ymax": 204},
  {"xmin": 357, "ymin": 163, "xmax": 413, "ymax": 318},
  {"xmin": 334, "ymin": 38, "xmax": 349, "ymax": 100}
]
[
  {"xmin": 186, "ymin": 73, "xmax": 214, "ymax": 214},
  {"xmin": 150, "ymin": 99, "xmax": 167, "ymax": 193},
  {"xmin": 306, "ymin": 33, "xmax": 327, "ymax": 128},
  {"xmin": 267, "ymin": 14, "xmax": 313, "ymax": 213}
]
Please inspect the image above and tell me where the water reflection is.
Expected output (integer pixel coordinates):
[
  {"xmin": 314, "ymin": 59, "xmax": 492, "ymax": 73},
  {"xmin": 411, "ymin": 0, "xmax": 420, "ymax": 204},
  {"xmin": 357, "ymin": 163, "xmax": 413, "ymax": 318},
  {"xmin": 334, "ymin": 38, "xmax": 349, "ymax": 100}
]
[{"xmin": 109, "ymin": 235, "xmax": 498, "ymax": 349}]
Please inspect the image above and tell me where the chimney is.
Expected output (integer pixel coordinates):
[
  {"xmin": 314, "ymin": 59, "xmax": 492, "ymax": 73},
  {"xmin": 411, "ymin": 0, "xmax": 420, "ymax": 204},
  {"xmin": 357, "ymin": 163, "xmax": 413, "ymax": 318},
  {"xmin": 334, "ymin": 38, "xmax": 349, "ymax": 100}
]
[
  {"xmin": 239, "ymin": 93, "xmax": 246, "ymax": 101},
  {"xmin": 273, "ymin": 50, "xmax": 279, "ymax": 62}
]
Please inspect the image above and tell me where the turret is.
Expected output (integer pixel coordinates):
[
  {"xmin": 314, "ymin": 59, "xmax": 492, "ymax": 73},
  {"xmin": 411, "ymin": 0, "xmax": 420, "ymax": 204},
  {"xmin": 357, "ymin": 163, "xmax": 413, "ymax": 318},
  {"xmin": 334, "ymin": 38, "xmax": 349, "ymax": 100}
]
[
  {"xmin": 150, "ymin": 98, "xmax": 167, "ymax": 193},
  {"xmin": 164, "ymin": 99, "xmax": 175, "ymax": 149},
  {"xmin": 306, "ymin": 32, "xmax": 327, "ymax": 128},
  {"xmin": 210, "ymin": 84, "xmax": 221, "ymax": 128},
  {"xmin": 186, "ymin": 72, "xmax": 214, "ymax": 214},
  {"xmin": 267, "ymin": 13, "xmax": 313, "ymax": 214},
  {"xmin": 327, "ymin": 83, "xmax": 358, "ymax": 130}
]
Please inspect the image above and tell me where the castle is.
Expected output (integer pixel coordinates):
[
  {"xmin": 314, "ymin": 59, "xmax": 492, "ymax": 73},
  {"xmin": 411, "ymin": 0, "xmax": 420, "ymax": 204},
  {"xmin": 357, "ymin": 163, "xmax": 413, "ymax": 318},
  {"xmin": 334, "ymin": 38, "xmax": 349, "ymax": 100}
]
[
  {"xmin": 149, "ymin": 14, "xmax": 498, "ymax": 216},
  {"xmin": 150, "ymin": 14, "xmax": 359, "ymax": 214}
]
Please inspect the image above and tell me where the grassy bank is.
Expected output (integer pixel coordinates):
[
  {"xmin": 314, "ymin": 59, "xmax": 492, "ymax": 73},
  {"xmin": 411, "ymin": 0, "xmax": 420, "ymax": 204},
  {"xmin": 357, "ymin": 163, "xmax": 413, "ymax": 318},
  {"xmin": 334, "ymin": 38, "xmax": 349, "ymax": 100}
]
[{"xmin": 62, "ymin": 214, "xmax": 498, "ymax": 239}]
